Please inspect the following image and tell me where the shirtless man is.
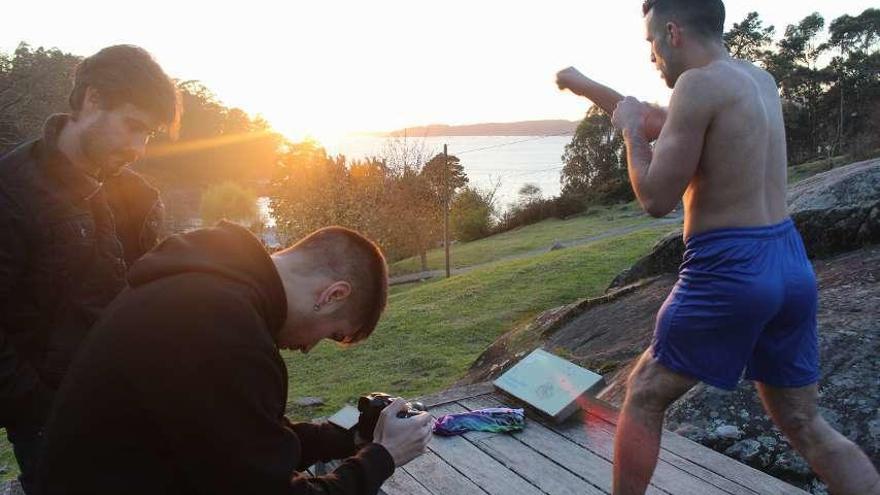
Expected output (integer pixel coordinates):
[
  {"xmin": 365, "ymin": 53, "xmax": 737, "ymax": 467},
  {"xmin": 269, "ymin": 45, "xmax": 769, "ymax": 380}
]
[{"xmin": 556, "ymin": 1, "xmax": 880, "ymax": 494}]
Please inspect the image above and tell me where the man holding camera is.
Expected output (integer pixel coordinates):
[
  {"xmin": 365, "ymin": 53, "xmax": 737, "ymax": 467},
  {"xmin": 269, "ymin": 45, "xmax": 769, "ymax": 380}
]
[
  {"xmin": 557, "ymin": 0, "xmax": 880, "ymax": 494},
  {"xmin": 39, "ymin": 222, "xmax": 432, "ymax": 494}
]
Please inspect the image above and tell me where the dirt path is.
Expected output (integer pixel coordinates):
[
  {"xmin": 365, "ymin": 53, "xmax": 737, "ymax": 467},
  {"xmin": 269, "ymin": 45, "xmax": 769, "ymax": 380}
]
[{"xmin": 390, "ymin": 215, "xmax": 682, "ymax": 286}]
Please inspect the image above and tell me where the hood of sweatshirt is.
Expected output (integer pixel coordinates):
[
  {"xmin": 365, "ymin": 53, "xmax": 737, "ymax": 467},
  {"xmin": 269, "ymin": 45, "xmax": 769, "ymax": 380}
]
[{"xmin": 127, "ymin": 221, "xmax": 288, "ymax": 336}]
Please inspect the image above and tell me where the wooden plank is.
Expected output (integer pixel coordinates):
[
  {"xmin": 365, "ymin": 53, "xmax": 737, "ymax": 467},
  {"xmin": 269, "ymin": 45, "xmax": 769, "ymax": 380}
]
[
  {"xmin": 379, "ymin": 467, "xmax": 434, "ymax": 495},
  {"xmin": 485, "ymin": 392, "xmax": 735, "ymax": 495},
  {"xmin": 401, "ymin": 450, "xmax": 488, "ymax": 494},
  {"xmin": 441, "ymin": 397, "xmax": 604, "ymax": 495},
  {"xmin": 416, "ymin": 382, "xmax": 496, "ymax": 408},
  {"xmin": 651, "ymin": 450, "xmax": 757, "ymax": 495},
  {"xmin": 572, "ymin": 395, "xmax": 808, "ymax": 495},
  {"xmin": 460, "ymin": 396, "xmax": 613, "ymax": 494},
  {"xmin": 459, "ymin": 395, "xmax": 664, "ymax": 495},
  {"xmin": 658, "ymin": 432, "xmax": 809, "ymax": 495},
  {"xmin": 554, "ymin": 399, "xmax": 757, "ymax": 495},
  {"xmin": 476, "ymin": 430, "xmax": 607, "ymax": 495},
  {"xmin": 425, "ymin": 402, "xmax": 544, "ymax": 495}
]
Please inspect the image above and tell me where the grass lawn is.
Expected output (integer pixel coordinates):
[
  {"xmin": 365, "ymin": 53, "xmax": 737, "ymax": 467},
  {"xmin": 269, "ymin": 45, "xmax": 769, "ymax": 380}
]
[
  {"xmin": 788, "ymin": 150, "xmax": 880, "ymax": 184},
  {"xmin": 283, "ymin": 225, "xmax": 675, "ymax": 421},
  {"xmin": 0, "ymin": 432, "xmax": 13, "ymax": 482},
  {"xmin": 388, "ymin": 202, "xmax": 652, "ymax": 277}
]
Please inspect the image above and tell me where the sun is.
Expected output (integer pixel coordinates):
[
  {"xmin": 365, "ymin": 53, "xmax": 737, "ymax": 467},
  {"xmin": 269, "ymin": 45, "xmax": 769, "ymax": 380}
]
[{"xmin": 270, "ymin": 114, "xmax": 356, "ymax": 150}]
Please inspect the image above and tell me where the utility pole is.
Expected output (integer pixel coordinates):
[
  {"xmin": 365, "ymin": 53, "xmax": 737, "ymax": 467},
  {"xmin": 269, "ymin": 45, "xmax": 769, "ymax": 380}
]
[{"xmin": 444, "ymin": 144, "xmax": 451, "ymax": 278}]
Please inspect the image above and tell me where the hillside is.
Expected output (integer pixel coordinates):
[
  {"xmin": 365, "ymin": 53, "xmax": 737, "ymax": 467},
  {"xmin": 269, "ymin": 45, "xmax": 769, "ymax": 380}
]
[{"xmin": 363, "ymin": 119, "xmax": 579, "ymax": 137}]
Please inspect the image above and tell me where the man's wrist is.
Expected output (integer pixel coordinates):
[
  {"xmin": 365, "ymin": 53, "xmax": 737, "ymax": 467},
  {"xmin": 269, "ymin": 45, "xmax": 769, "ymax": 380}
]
[
  {"xmin": 572, "ymin": 77, "xmax": 596, "ymax": 97},
  {"xmin": 622, "ymin": 126, "xmax": 646, "ymax": 141}
]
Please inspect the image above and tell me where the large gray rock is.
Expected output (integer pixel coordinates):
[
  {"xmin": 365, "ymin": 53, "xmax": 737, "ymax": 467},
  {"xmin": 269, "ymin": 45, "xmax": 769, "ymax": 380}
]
[
  {"xmin": 608, "ymin": 159, "xmax": 880, "ymax": 290},
  {"xmin": 608, "ymin": 230, "xmax": 684, "ymax": 290},
  {"xmin": 788, "ymin": 159, "xmax": 880, "ymax": 257},
  {"xmin": 0, "ymin": 480, "xmax": 22, "ymax": 495}
]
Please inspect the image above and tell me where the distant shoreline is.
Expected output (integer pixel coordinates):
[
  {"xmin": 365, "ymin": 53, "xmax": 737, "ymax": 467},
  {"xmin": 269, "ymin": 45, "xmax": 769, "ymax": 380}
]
[{"xmin": 356, "ymin": 119, "xmax": 579, "ymax": 138}]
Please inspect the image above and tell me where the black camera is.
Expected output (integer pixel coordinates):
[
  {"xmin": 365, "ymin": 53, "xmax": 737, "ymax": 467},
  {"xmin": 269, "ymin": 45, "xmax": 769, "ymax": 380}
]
[{"xmin": 356, "ymin": 392, "xmax": 427, "ymax": 442}]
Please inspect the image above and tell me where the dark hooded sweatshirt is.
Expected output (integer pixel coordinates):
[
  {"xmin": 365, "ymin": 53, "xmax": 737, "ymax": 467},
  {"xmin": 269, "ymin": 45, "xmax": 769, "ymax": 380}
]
[{"xmin": 38, "ymin": 222, "xmax": 394, "ymax": 495}]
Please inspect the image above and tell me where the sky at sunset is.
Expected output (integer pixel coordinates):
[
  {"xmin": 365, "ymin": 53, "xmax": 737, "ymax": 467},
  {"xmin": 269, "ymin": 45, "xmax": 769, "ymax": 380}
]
[{"xmin": 3, "ymin": 1, "xmax": 876, "ymax": 142}]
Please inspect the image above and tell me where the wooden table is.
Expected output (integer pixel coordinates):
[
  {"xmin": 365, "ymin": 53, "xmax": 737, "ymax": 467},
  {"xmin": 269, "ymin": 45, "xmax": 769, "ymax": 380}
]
[{"xmin": 378, "ymin": 382, "xmax": 809, "ymax": 495}]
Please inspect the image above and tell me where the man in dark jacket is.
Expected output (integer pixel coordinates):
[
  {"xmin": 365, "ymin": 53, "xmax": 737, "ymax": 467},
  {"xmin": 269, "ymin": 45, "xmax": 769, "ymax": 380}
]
[
  {"xmin": 0, "ymin": 44, "xmax": 178, "ymax": 492},
  {"xmin": 39, "ymin": 222, "xmax": 432, "ymax": 494}
]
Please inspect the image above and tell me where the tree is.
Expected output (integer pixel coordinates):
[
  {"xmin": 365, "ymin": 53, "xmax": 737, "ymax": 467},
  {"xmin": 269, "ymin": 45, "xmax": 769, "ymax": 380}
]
[
  {"xmin": 724, "ymin": 12, "xmax": 776, "ymax": 64},
  {"xmin": 138, "ymin": 81, "xmax": 283, "ymax": 190},
  {"xmin": 382, "ymin": 165, "xmax": 438, "ymax": 268},
  {"xmin": 270, "ymin": 139, "xmax": 349, "ymax": 241},
  {"xmin": 517, "ymin": 183, "xmax": 542, "ymax": 207},
  {"xmin": 200, "ymin": 181, "xmax": 258, "ymax": 227},
  {"xmin": 827, "ymin": 8, "xmax": 880, "ymax": 54},
  {"xmin": 764, "ymin": 13, "xmax": 829, "ymax": 162},
  {"xmin": 422, "ymin": 152, "xmax": 468, "ymax": 208},
  {"xmin": 376, "ymin": 147, "xmax": 469, "ymax": 269},
  {"xmin": 450, "ymin": 187, "xmax": 495, "ymax": 242},
  {"xmin": 0, "ymin": 43, "xmax": 80, "ymax": 153},
  {"xmin": 560, "ymin": 106, "xmax": 632, "ymax": 205},
  {"xmin": 823, "ymin": 9, "xmax": 880, "ymax": 157}
]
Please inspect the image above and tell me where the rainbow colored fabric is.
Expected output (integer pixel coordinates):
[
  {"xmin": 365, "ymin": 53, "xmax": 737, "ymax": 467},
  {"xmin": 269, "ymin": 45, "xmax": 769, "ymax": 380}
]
[{"xmin": 432, "ymin": 407, "xmax": 525, "ymax": 436}]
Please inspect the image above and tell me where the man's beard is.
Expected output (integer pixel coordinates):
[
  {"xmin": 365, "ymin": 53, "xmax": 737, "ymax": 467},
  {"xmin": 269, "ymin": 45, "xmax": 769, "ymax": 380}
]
[
  {"xmin": 661, "ymin": 62, "xmax": 683, "ymax": 89},
  {"xmin": 80, "ymin": 123, "xmax": 132, "ymax": 181}
]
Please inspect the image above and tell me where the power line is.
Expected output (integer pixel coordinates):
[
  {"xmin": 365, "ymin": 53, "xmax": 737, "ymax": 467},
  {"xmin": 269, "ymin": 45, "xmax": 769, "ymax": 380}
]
[
  {"xmin": 468, "ymin": 163, "xmax": 566, "ymax": 178},
  {"xmin": 451, "ymin": 132, "xmax": 572, "ymax": 156},
  {"xmin": 467, "ymin": 165, "xmax": 564, "ymax": 173}
]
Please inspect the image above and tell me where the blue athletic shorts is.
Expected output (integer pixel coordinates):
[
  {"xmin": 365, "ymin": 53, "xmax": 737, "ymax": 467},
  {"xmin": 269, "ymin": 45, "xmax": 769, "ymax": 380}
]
[{"xmin": 652, "ymin": 219, "xmax": 819, "ymax": 390}]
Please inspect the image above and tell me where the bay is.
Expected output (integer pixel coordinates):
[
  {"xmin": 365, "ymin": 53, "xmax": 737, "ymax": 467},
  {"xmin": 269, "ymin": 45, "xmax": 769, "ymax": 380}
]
[{"xmin": 323, "ymin": 135, "xmax": 572, "ymax": 208}]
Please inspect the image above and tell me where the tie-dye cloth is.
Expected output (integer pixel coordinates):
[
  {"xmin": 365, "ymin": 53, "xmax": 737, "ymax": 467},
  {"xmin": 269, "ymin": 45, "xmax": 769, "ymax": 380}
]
[{"xmin": 432, "ymin": 407, "xmax": 525, "ymax": 436}]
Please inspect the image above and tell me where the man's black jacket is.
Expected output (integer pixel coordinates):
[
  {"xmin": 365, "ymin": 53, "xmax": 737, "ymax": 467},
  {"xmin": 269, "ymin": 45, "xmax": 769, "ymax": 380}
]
[
  {"xmin": 0, "ymin": 114, "xmax": 164, "ymax": 430},
  {"xmin": 39, "ymin": 222, "xmax": 395, "ymax": 495}
]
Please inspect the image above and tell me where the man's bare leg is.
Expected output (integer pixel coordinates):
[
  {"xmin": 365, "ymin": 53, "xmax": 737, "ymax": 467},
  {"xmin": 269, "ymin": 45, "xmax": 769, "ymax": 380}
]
[
  {"xmin": 613, "ymin": 350, "xmax": 697, "ymax": 495},
  {"xmin": 756, "ymin": 383, "xmax": 880, "ymax": 495}
]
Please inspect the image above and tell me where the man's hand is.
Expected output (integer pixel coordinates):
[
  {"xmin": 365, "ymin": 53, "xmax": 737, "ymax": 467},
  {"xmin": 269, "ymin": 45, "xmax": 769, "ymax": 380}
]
[
  {"xmin": 612, "ymin": 97, "xmax": 651, "ymax": 135},
  {"xmin": 556, "ymin": 66, "xmax": 590, "ymax": 94},
  {"xmin": 373, "ymin": 398, "xmax": 433, "ymax": 467},
  {"xmin": 643, "ymin": 104, "xmax": 668, "ymax": 142}
]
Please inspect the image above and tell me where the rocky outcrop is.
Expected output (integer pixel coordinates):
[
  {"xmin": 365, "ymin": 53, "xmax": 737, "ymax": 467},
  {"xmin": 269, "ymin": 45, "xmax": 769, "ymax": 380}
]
[
  {"xmin": 607, "ymin": 231, "xmax": 684, "ymax": 290},
  {"xmin": 788, "ymin": 159, "xmax": 880, "ymax": 257},
  {"xmin": 609, "ymin": 158, "xmax": 880, "ymax": 289}
]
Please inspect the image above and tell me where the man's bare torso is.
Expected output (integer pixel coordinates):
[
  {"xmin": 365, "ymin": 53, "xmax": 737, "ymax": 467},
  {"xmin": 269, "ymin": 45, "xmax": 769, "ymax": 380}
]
[{"xmin": 677, "ymin": 59, "xmax": 788, "ymax": 239}]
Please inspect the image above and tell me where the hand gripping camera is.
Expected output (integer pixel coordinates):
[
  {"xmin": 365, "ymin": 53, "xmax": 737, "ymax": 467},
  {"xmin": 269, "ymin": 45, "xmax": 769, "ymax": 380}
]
[{"xmin": 356, "ymin": 392, "xmax": 427, "ymax": 442}]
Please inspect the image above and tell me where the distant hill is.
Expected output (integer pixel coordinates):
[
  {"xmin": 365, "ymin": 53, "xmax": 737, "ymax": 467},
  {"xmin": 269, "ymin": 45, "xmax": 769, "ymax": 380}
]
[{"xmin": 362, "ymin": 119, "xmax": 579, "ymax": 137}]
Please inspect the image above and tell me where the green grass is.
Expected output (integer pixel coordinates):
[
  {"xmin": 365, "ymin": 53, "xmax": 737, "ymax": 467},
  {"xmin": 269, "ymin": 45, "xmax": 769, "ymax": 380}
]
[
  {"xmin": 788, "ymin": 150, "xmax": 880, "ymax": 184},
  {"xmin": 283, "ymin": 225, "xmax": 675, "ymax": 421},
  {"xmin": 389, "ymin": 202, "xmax": 652, "ymax": 277},
  {"xmin": 0, "ymin": 430, "xmax": 13, "ymax": 482}
]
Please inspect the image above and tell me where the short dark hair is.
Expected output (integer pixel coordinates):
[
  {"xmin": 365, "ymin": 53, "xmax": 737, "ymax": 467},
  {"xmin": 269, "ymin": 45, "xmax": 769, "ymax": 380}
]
[
  {"xmin": 287, "ymin": 226, "xmax": 389, "ymax": 344},
  {"xmin": 642, "ymin": 0, "xmax": 726, "ymax": 39},
  {"xmin": 69, "ymin": 45, "xmax": 180, "ymax": 136}
]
